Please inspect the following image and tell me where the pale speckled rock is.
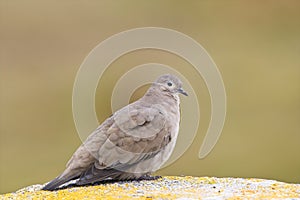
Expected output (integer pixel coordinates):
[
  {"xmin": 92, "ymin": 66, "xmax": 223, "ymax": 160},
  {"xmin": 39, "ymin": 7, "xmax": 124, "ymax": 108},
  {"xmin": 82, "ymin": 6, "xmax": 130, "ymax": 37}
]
[{"xmin": 1, "ymin": 176, "xmax": 300, "ymax": 199}]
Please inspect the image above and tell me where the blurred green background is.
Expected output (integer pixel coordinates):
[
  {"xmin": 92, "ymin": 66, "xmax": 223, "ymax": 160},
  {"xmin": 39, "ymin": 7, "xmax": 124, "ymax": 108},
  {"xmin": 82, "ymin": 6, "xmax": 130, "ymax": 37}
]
[{"xmin": 1, "ymin": 1, "xmax": 300, "ymax": 194}]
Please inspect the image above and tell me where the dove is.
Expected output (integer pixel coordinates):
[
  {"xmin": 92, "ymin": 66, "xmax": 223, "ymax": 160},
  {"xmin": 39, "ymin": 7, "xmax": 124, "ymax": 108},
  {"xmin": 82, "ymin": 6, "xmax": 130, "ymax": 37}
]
[{"xmin": 42, "ymin": 74, "xmax": 188, "ymax": 191}]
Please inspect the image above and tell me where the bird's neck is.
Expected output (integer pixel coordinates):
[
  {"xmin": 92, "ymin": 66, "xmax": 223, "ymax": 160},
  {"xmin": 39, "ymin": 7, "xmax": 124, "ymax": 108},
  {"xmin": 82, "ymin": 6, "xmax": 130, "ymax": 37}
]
[{"xmin": 142, "ymin": 87, "xmax": 180, "ymax": 108}]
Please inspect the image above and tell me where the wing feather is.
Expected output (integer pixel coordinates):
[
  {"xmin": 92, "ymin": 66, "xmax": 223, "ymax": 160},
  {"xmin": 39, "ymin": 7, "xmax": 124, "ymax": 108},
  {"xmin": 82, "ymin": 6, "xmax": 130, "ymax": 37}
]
[{"xmin": 77, "ymin": 104, "xmax": 172, "ymax": 184}]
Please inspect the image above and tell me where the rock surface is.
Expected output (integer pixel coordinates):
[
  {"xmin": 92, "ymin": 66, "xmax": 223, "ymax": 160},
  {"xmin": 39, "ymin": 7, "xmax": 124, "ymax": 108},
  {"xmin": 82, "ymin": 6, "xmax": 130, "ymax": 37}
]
[{"xmin": 1, "ymin": 176, "xmax": 300, "ymax": 199}]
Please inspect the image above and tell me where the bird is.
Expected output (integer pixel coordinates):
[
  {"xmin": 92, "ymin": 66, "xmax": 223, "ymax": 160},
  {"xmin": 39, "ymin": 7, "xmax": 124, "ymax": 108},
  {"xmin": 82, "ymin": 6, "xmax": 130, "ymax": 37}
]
[{"xmin": 42, "ymin": 74, "xmax": 188, "ymax": 191}]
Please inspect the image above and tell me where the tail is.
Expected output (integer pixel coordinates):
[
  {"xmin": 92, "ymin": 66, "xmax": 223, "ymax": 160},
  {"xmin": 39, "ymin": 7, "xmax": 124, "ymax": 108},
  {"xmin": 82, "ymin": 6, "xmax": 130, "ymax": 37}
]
[{"xmin": 42, "ymin": 174, "xmax": 79, "ymax": 191}]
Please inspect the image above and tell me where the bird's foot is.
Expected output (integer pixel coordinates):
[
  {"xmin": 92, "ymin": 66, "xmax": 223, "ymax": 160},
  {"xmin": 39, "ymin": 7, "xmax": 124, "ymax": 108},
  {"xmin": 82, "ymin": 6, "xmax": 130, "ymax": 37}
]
[{"xmin": 137, "ymin": 174, "xmax": 162, "ymax": 181}]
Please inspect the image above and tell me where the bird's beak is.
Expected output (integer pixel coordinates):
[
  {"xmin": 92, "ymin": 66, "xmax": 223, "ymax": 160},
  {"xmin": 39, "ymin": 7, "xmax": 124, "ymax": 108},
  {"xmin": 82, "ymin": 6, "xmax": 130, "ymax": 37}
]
[{"xmin": 177, "ymin": 88, "xmax": 188, "ymax": 96}]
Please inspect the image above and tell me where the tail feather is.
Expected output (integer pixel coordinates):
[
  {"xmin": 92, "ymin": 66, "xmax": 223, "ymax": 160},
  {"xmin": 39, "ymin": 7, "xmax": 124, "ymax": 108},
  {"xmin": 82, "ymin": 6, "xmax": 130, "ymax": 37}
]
[
  {"xmin": 76, "ymin": 166, "xmax": 120, "ymax": 186},
  {"xmin": 42, "ymin": 175, "xmax": 79, "ymax": 191}
]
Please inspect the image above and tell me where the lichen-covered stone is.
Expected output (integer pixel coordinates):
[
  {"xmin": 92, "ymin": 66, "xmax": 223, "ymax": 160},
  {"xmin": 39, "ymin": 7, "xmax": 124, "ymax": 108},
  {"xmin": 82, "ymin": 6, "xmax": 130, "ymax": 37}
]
[{"xmin": 1, "ymin": 176, "xmax": 299, "ymax": 199}]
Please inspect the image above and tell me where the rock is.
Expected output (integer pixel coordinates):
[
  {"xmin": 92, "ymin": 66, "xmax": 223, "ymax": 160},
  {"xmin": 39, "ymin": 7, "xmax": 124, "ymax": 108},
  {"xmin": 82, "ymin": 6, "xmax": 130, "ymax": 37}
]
[{"xmin": 1, "ymin": 176, "xmax": 299, "ymax": 199}]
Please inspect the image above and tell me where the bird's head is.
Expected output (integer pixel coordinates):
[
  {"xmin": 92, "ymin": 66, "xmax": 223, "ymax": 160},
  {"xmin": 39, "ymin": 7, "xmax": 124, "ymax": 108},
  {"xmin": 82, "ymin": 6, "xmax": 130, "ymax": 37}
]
[{"xmin": 154, "ymin": 74, "xmax": 188, "ymax": 97}]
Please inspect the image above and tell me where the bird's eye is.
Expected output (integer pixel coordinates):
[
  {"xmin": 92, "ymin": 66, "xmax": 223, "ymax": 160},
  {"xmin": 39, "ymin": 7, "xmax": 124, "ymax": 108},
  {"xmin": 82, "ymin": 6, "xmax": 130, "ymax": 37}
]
[{"xmin": 167, "ymin": 82, "xmax": 173, "ymax": 87}]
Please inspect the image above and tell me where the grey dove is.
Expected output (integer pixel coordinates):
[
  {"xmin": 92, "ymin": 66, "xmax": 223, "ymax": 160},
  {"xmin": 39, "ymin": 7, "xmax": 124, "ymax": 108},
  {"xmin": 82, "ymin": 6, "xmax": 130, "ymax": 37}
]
[{"xmin": 42, "ymin": 74, "xmax": 188, "ymax": 191}]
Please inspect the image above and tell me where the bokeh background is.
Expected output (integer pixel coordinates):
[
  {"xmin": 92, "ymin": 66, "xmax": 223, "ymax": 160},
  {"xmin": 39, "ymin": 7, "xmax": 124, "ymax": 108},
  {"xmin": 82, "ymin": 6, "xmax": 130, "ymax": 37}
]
[{"xmin": 1, "ymin": 1, "xmax": 300, "ymax": 194}]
